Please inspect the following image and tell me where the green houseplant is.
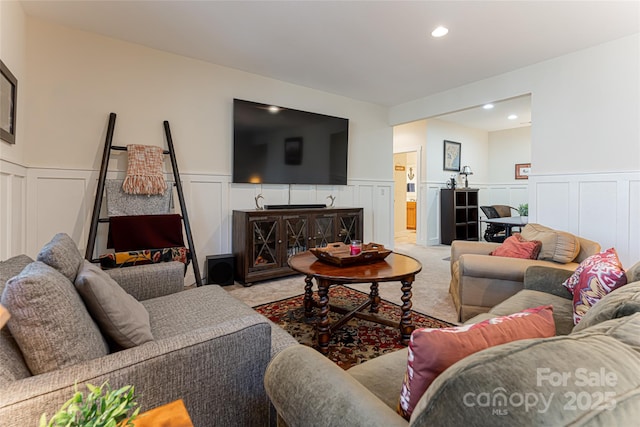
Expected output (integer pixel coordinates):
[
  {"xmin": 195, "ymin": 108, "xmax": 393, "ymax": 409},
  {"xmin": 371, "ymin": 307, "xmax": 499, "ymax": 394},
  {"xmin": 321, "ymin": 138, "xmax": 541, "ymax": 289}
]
[
  {"xmin": 39, "ymin": 382, "xmax": 139, "ymax": 427},
  {"xmin": 518, "ymin": 203, "xmax": 529, "ymax": 216}
]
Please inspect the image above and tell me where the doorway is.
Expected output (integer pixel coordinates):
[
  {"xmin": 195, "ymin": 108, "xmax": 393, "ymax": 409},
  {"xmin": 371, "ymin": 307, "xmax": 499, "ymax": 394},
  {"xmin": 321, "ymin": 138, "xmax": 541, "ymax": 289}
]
[{"xmin": 393, "ymin": 151, "xmax": 418, "ymax": 245}]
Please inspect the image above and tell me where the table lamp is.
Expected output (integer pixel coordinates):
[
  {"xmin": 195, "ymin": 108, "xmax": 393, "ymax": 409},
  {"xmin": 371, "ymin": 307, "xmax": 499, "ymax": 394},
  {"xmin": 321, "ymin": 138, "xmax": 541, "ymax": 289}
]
[
  {"xmin": 460, "ymin": 165, "xmax": 473, "ymax": 188},
  {"xmin": 0, "ymin": 304, "xmax": 10, "ymax": 329}
]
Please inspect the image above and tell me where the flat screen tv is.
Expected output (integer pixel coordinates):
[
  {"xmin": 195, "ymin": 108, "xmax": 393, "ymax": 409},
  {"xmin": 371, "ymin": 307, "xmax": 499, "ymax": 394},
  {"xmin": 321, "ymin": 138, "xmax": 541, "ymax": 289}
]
[{"xmin": 233, "ymin": 99, "xmax": 349, "ymax": 185}]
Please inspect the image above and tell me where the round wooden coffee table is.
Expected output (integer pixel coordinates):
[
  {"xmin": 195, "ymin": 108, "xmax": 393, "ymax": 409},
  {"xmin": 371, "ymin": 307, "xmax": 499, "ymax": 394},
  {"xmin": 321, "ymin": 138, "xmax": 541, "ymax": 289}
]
[{"xmin": 288, "ymin": 251, "xmax": 422, "ymax": 355}]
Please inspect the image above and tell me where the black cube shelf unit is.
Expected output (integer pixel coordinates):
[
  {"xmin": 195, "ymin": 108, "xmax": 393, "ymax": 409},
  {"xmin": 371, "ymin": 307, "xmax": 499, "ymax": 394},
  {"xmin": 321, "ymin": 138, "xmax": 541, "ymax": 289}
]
[{"xmin": 440, "ymin": 189, "xmax": 479, "ymax": 245}]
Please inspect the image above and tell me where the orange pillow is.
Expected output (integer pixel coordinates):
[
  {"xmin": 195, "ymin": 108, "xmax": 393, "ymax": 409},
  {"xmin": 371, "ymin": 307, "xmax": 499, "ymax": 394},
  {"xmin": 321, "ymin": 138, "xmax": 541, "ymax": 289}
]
[
  {"xmin": 397, "ymin": 305, "xmax": 555, "ymax": 420},
  {"xmin": 490, "ymin": 233, "xmax": 542, "ymax": 259}
]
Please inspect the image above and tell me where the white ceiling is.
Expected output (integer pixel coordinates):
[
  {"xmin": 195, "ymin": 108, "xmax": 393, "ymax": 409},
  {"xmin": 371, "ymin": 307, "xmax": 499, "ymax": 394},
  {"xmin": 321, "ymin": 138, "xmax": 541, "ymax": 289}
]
[
  {"xmin": 19, "ymin": 1, "xmax": 640, "ymax": 129},
  {"xmin": 436, "ymin": 94, "xmax": 532, "ymax": 132}
]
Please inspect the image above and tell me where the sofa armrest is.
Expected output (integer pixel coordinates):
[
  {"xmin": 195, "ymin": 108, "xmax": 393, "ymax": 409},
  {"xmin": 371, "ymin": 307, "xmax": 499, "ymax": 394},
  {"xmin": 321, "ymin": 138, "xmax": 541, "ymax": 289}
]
[
  {"xmin": 106, "ymin": 261, "xmax": 184, "ymax": 300},
  {"xmin": 450, "ymin": 241, "xmax": 500, "ymax": 265},
  {"xmin": 0, "ymin": 315, "xmax": 272, "ymax": 427},
  {"xmin": 265, "ymin": 345, "xmax": 407, "ymax": 427},
  {"xmin": 523, "ymin": 266, "xmax": 574, "ymax": 300}
]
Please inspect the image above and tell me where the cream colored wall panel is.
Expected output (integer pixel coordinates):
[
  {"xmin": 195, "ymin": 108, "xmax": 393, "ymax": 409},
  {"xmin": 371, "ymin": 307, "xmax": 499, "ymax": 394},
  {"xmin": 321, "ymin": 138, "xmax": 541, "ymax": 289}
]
[
  {"xmin": 425, "ymin": 185, "xmax": 441, "ymax": 246},
  {"xmin": 355, "ymin": 184, "xmax": 375, "ymax": 243},
  {"xmin": 11, "ymin": 175, "xmax": 25, "ymax": 255},
  {"xmin": 535, "ymin": 182, "xmax": 571, "ymax": 231},
  {"xmin": 530, "ymin": 172, "xmax": 640, "ymax": 267},
  {"xmin": 629, "ymin": 180, "xmax": 640, "ymax": 265},
  {"xmin": 332, "ymin": 185, "xmax": 356, "ymax": 208},
  {"xmin": 578, "ymin": 181, "xmax": 618, "ymax": 251},
  {"xmin": 0, "ymin": 160, "xmax": 27, "ymax": 258},
  {"xmin": 258, "ymin": 185, "xmax": 290, "ymax": 207},
  {"xmin": 189, "ymin": 180, "xmax": 225, "ymax": 285},
  {"xmin": 34, "ymin": 177, "xmax": 87, "ymax": 253},
  {"xmin": 290, "ymin": 185, "xmax": 316, "ymax": 204},
  {"xmin": 372, "ymin": 184, "xmax": 393, "ymax": 246},
  {"xmin": 0, "ymin": 173, "xmax": 9, "ymax": 258},
  {"xmin": 229, "ymin": 184, "xmax": 262, "ymax": 211}
]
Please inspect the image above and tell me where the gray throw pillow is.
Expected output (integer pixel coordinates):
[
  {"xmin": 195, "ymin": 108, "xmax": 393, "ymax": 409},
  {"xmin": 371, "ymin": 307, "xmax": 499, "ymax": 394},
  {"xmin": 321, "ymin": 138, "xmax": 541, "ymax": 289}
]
[
  {"xmin": 0, "ymin": 254, "xmax": 34, "ymax": 385},
  {"xmin": 36, "ymin": 233, "xmax": 84, "ymax": 282},
  {"xmin": 1, "ymin": 262, "xmax": 109, "ymax": 375},
  {"xmin": 75, "ymin": 261, "xmax": 153, "ymax": 348}
]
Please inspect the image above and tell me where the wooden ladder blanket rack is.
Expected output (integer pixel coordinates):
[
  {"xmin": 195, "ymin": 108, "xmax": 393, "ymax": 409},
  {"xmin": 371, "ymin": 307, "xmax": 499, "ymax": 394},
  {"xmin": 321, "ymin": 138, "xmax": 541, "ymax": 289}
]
[{"xmin": 85, "ymin": 112, "xmax": 203, "ymax": 286}]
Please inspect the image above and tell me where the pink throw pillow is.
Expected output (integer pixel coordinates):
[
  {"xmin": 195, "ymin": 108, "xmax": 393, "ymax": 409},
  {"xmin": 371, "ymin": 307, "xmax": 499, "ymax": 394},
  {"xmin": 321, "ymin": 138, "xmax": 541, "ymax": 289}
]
[
  {"xmin": 397, "ymin": 305, "xmax": 555, "ymax": 420},
  {"xmin": 562, "ymin": 248, "xmax": 627, "ymax": 324},
  {"xmin": 490, "ymin": 233, "xmax": 542, "ymax": 259}
]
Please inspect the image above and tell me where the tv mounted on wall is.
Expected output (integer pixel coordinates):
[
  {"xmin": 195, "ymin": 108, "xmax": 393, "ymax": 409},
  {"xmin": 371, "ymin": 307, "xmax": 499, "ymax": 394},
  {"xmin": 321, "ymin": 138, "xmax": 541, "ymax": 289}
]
[{"xmin": 232, "ymin": 99, "xmax": 349, "ymax": 185}]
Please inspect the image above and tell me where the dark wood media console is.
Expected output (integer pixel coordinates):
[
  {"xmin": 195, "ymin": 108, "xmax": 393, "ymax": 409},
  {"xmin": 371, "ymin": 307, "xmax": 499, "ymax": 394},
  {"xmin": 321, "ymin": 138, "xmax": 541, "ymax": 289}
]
[{"xmin": 232, "ymin": 207, "xmax": 363, "ymax": 284}]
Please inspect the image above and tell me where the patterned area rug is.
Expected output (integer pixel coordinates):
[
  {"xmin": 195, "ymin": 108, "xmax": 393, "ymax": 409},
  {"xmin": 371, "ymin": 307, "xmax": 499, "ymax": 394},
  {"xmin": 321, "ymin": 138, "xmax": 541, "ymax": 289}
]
[{"xmin": 254, "ymin": 285, "xmax": 454, "ymax": 369}]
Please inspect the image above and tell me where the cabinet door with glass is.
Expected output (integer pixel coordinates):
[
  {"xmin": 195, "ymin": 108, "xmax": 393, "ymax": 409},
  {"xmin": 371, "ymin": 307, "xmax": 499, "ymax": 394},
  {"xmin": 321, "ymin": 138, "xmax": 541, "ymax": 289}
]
[
  {"xmin": 336, "ymin": 210, "xmax": 362, "ymax": 244},
  {"xmin": 283, "ymin": 214, "xmax": 308, "ymax": 257},
  {"xmin": 249, "ymin": 216, "xmax": 282, "ymax": 272},
  {"xmin": 309, "ymin": 213, "xmax": 336, "ymax": 248}
]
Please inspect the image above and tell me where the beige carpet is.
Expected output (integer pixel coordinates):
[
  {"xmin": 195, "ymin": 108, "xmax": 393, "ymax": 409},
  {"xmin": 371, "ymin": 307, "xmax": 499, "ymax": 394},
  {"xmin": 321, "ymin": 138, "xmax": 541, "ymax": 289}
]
[{"xmin": 225, "ymin": 243, "xmax": 459, "ymax": 324}]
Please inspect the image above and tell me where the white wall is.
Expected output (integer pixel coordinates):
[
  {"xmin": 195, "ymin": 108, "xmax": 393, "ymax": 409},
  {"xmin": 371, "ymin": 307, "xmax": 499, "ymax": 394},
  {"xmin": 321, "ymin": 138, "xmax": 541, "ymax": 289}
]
[
  {"xmin": 0, "ymin": 1, "xmax": 28, "ymax": 259},
  {"xmin": 1, "ymin": 16, "xmax": 395, "ymax": 284},
  {"xmin": 390, "ymin": 34, "xmax": 640, "ymax": 175},
  {"xmin": 488, "ymin": 127, "xmax": 531, "ymax": 183},
  {"xmin": 390, "ymin": 34, "xmax": 640, "ymax": 265}
]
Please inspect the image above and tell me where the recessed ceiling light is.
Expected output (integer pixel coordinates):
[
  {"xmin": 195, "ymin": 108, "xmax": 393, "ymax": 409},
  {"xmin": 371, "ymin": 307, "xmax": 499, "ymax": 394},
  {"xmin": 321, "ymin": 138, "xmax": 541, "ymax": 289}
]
[
  {"xmin": 483, "ymin": 103, "xmax": 494, "ymax": 110},
  {"xmin": 431, "ymin": 26, "xmax": 449, "ymax": 38},
  {"xmin": 508, "ymin": 114, "xmax": 518, "ymax": 120},
  {"xmin": 267, "ymin": 106, "xmax": 281, "ymax": 114}
]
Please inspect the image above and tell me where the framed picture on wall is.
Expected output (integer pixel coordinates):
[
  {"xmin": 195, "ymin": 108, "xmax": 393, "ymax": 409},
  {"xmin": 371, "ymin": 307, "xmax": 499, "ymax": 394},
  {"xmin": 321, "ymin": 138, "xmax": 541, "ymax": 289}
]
[
  {"xmin": 443, "ymin": 140, "xmax": 461, "ymax": 172},
  {"xmin": 515, "ymin": 163, "xmax": 531, "ymax": 179},
  {"xmin": 0, "ymin": 59, "xmax": 17, "ymax": 145}
]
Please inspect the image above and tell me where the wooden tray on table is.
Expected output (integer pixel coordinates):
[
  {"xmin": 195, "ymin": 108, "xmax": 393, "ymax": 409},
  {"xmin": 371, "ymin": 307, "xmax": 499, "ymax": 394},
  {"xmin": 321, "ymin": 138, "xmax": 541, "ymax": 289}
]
[{"xmin": 309, "ymin": 242, "xmax": 391, "ymax": 266}]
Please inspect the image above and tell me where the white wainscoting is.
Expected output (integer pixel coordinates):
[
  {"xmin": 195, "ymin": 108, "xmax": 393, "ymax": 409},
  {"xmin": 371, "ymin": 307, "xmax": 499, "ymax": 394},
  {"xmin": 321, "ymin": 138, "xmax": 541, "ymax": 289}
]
[
  {"xmin": 0, "ymin": 159, "xmax": 27, "ymax": 259},
  {"xmin": 530, "ymin": 171, "xmax": 640, "ymax": 267},
  {"xmin": 21, "ymin": 167, "xmax": 393, "ymax": 285},
  {"xmin": 420, "ymin": 172, "xmax": 639, "ymax": 267},
  {"xmin": 8, "ymin": 166, "xmax": 638, "ymax": 277}
]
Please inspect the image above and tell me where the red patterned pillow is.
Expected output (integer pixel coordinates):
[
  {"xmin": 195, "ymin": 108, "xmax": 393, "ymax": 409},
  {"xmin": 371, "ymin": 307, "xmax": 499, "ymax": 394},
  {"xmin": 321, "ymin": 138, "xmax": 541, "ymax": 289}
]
[
  {"xmin": 490, "ymin": 233, "xmax": 542, "ymax": 259},
  {"xmin": 562, "ymin": 248, "xmax": 627, "ymax": 324},
  {"xmin": 397, "ymin": 305, "xmax": 555, "ymax": 420}
]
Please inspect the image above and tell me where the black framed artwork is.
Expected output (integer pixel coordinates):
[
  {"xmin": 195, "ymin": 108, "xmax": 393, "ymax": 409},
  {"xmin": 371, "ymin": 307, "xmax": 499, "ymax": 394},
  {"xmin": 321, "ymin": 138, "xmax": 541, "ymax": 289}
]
[
  {"xmin": 0, "ymin": 59, "xmax": 17, "ymax": 145},
  {"xmin": 443, "ymin": 140, "xmax": 461, "ymax": 172}
]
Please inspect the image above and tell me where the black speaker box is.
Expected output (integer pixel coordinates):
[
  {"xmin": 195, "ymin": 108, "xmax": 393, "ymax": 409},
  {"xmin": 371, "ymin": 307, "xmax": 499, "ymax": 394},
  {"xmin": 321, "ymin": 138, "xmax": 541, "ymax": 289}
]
[{"xmin": 206, "ymin": 254, "xmax": 235, "ymax": 286}]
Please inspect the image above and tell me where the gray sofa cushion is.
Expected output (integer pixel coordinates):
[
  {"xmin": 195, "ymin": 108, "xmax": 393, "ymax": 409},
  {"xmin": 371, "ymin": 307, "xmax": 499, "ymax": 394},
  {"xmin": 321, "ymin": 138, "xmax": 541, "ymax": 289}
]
[
  {"xmin": 489, "ymin": 289, "xmax": 575, "ymax": 336},
  {"xmin": 1, "ymin": 262, "xmax": 109, "ymax": 374},
  {"xmin": 36, "ymin": 233, "xmax": 83, "ymax": 282},
  {"xmin": 572, "ymin": 280, "xmax": 640, "ymax": 333},
  {"xmin": 142, "ymin": 284, "xmax": 297, "ymax": 356},
  {"xmin": 348, "ymin": 347, "xmax": 409, "ymax": 410},
  {"xmin": 411, "ymin": 313, "xmax": 640, "ymax": 426},
  {"xmin": 75, "ymin": 261, "xmax": 153, "ymax": 348},
  {"xmin": 0, "ymin": 255, "xmax": 34, "ymax": 385},
  {"xmin": 626, "ymin": 261, "xmax": 640, "ymax": 283}
]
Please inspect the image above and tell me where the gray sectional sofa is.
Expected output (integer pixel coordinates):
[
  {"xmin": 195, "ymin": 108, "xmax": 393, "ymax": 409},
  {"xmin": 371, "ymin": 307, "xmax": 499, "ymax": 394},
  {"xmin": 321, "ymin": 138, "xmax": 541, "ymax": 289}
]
[
  {"xmin": 265, "ymin": 262, "xmax": 640, "ymax": 426},
  {"xmin": 0, "ymin": 233, "xmax": 297, "ymax": 426}
]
